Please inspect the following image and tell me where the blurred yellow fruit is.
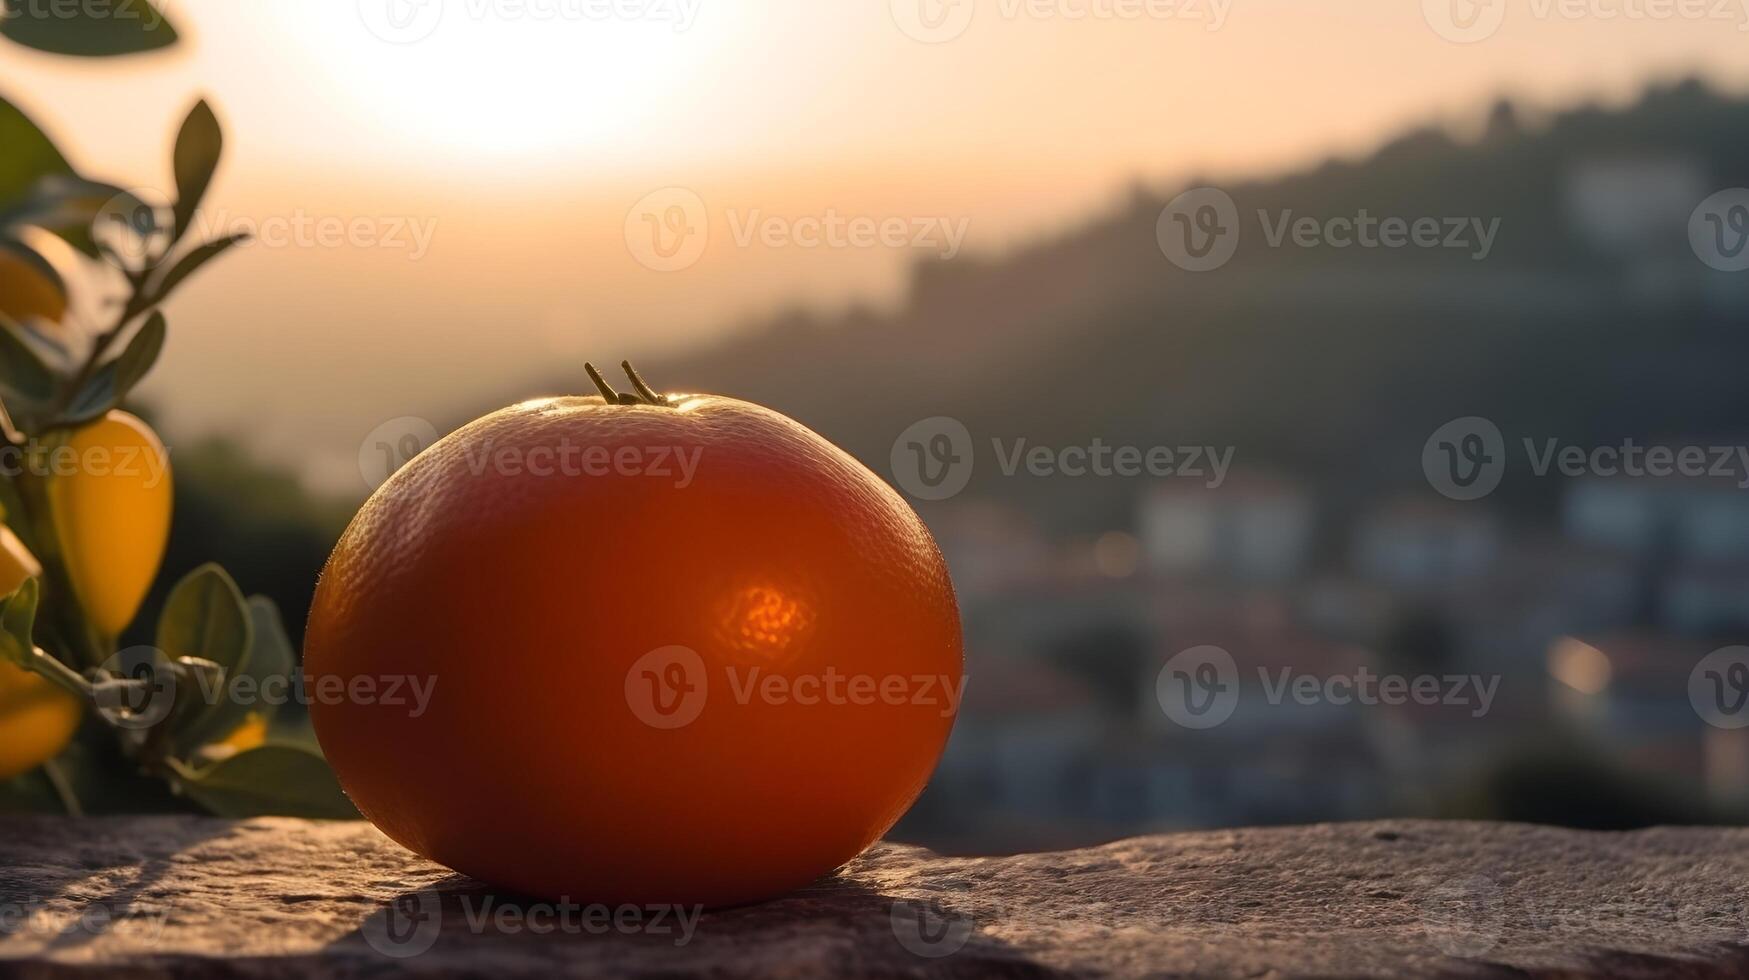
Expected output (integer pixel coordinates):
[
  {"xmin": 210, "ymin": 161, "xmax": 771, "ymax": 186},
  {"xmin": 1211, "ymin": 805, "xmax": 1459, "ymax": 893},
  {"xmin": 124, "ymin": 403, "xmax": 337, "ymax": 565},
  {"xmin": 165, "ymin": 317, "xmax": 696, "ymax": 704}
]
[
  {"xmin": 50, "ymin": 411, "xmax": 173, "ymax": 637},
  {"xmin": 204, "ymin": 712, "xmax": 267, "ymax": 761},
  {"xmin": 0, "ymin": 526, "xmax": 82, "ymax": 781},
  {"xmin": 0, "ymin": 248, "xmax": 66, "ymax": 327}
]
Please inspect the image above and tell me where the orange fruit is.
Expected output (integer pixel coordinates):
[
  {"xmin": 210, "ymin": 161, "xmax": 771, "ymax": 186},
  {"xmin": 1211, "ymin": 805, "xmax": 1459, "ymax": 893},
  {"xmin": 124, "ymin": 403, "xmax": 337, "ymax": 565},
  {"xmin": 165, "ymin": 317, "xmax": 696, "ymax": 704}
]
[{"xmin": 305, "ymin": 364, "xmax": 963, "ymax": 906}]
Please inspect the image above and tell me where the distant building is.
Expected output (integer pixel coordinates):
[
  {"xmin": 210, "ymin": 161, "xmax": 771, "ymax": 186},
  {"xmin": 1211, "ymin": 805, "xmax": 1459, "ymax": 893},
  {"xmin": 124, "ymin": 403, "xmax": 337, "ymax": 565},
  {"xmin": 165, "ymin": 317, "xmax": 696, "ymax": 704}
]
[
  {"xmin": 1563, "ymin": 154, "xmax": 1710, "ymax": 304},
  {"xmin": 932, "ymin": 654, "xmax": 1105, "ymax": 822},
  {"xmin": 1138, "ymin": 472, "xmax": 1313, "ymax": 584},
  {"xmin": 1564, "ymin": 155, "xmax": 1706, "ymax": 258},
  {"xmin": 1351, "ymin": 499, "xmax": 1500, "ymax": 590},
  {"xmin": 1543, "ymin": 632, "xmax": 1742, "ymax": 804},
  {"xmin": 1558, "ymin": 473, "xmax": 1749, "ymax": 559},
  {"xmin": 1663, "ymin": 565, "xmax": 1749, "ymax": 635},
  {"xmin": 929, "ymin": 499, "xmax": 1054, "ymax": 599}
]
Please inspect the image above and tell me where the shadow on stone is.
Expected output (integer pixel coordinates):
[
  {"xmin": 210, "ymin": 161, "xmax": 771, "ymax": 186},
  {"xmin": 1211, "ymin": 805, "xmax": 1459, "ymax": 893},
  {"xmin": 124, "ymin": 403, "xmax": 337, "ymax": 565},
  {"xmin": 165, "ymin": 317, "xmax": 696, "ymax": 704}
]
[
  {"xmin": 326, "ymin": 866, "xmax": 1063, "ymax": 977},
  {"xmin": 0, "ymin": 814, "xmax": 242, "ymax": 953}
]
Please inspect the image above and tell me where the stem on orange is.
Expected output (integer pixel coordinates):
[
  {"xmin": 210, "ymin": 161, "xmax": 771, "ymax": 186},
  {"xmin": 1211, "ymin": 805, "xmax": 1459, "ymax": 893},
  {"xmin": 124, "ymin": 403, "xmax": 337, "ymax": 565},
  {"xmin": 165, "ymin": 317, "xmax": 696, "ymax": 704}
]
[
  {"xmin": 584, "ymin": 362, "xmax": 621, "ymax": 403},
  {"xmin": 621, "ymin": 361, "xmax": 669, "ymax": 406}
]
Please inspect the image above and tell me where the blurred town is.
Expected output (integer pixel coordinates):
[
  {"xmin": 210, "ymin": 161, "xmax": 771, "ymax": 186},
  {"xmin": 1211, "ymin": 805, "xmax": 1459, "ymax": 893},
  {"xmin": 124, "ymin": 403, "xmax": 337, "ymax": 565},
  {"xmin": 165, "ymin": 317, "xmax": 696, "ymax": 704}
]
[{"xmin": 894, "ymin": 463, "xmax": 1749, "ymax": 853}]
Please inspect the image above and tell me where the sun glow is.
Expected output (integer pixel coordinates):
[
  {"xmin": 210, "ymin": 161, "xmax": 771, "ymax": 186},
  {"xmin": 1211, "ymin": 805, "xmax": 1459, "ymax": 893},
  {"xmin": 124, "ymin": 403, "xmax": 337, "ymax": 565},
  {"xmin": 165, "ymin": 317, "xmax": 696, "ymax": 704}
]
[{"xmin": 261, "ymin": 3, "xmax": 721, "ymax": 164}]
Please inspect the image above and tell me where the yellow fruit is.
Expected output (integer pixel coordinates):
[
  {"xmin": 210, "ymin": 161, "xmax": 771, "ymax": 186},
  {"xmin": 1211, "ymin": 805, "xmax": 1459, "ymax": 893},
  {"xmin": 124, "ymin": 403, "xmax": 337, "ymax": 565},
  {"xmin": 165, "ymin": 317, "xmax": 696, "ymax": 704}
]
[
  {"xmin": 49, "ymin": 411, "xmax": 173, "ymax": 637},
  {"xmin": 0, "ymin": 526, "xmax": 82, "ymax": 781},
  {"xmin": 204, "ymin": 712, "xmax": 267, "ymax": 761},
  {"xmin": 0, "ymin": 249, "xmax": 66, "ymax": 327}
]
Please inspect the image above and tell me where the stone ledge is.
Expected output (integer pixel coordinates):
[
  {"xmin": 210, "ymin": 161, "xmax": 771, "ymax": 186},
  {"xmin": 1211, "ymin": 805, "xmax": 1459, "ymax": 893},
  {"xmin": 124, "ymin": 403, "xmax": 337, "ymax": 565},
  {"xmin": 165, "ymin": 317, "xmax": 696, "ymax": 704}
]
[{"xmin": 1, "ymin": 816, "xmax": 1747, "ymax": 977}]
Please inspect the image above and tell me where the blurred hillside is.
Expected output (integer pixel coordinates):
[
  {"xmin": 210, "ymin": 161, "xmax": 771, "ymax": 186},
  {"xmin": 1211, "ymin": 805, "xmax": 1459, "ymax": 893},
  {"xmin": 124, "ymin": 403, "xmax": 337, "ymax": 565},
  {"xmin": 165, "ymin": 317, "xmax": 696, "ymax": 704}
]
[{"xmin": 580, "ymin": 78, "xmax": 1749, "ymax": 533}]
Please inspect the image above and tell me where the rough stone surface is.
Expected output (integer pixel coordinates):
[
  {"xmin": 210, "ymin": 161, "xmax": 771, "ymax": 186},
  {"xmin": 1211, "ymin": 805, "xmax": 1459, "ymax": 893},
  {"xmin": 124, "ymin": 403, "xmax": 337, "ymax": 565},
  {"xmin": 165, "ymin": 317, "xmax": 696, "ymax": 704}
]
[{"xmin": 1, "ymin": 817, "xmax": 1748, "ymax": 977}]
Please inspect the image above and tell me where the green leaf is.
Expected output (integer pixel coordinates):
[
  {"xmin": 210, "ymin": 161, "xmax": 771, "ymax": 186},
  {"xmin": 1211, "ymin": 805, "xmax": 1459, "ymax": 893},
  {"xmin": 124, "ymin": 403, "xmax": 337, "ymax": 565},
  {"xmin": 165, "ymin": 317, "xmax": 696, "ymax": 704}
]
[
  {"xmin": 170, "ymin": 101, "xmax": 221, "ymax": 240},
  {"xmin": 63, "ymin": 312, "xmax": 165, "ymax": 424},
  {"xmin": 148, "ymin": 233, "xmax": 246, "ymax": 300},
  {"xmin": 0, "ymin": 576, "xmax": 39, "ymax": 667},
  {"xmin": 17, "ymin": 733, "xmax": 198, "ymax": 815},
  {"xmin": 0, "ymin": 237, "xmax": 66, "ymax": 303},
  {"xmin": 179, "ymin": 744, "xmax": 357, "ymax": 819},
  {"xmin": 0, "ymin": 0, "xmax": 178, "ymax": 57},
  {"xmin": 155, "ymin": 563, "xmax": 251, "ymax": 738},
  {"xmin": 0, "ymin": 176, "xmax": 158, "ymax": 259},
  {"xmin": 0, "ymin": 315, "xmax": 56, "ymax": 403},
  {"xmin": 157, "ymin": 563, "xmax": 251, "ymax": 669},
  {"xmin": 243, "ymin": 596, "xmax": 296, "ymax": 689},
  {"xmin": 0, "ymin": 94, "xmax": 72, "ymax": 205},
  {"xmin": 112, "ymin": 309, "xmax": 165, "ymax": 397},
  {"xmin": 176, "ymin": 594, "xmax": 296, "ymax": 757}
]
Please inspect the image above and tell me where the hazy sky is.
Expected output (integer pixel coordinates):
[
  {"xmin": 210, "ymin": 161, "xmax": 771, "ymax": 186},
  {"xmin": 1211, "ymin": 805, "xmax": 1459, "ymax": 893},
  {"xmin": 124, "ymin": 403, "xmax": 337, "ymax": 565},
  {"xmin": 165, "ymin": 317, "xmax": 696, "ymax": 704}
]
[{"xmin": 4, "ymin": 0, "xmax": 1747, "ymax": 494}]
